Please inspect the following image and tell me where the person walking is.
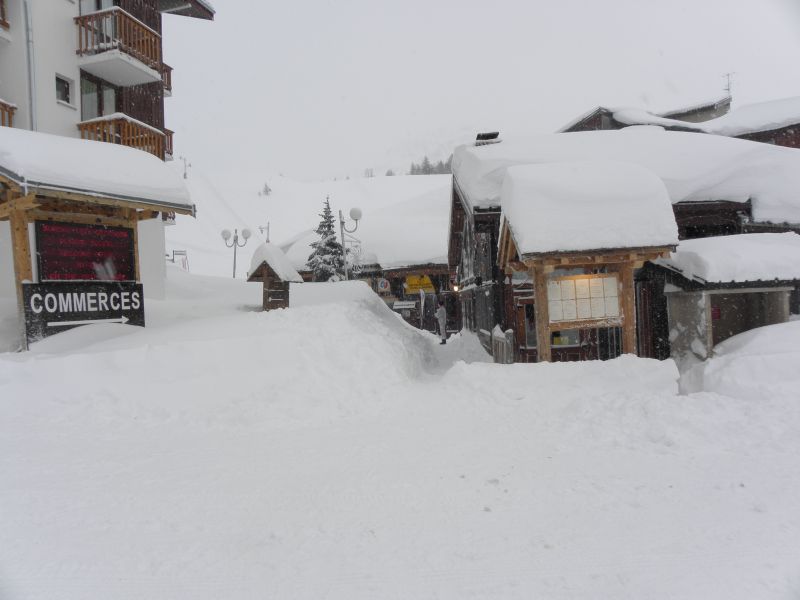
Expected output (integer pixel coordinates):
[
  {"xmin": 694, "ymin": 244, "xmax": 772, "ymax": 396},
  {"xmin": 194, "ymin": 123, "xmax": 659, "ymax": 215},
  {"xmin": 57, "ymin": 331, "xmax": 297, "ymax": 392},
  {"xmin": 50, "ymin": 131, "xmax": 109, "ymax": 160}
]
[{"xmin": 436, "ymin": 299, "xmax": 447, "ymax": 345}]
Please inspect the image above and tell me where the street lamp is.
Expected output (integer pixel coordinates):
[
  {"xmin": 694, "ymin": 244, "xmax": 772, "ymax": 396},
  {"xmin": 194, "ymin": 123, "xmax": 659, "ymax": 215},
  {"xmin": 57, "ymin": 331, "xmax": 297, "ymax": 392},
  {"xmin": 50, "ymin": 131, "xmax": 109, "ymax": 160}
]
[
  {"xmin": 339, "ymin": 207, "xmax": 362, "ymax": 281},
  {"xmin": 221, "ymin": 228, "xmax": 251, "ymax": 278}
]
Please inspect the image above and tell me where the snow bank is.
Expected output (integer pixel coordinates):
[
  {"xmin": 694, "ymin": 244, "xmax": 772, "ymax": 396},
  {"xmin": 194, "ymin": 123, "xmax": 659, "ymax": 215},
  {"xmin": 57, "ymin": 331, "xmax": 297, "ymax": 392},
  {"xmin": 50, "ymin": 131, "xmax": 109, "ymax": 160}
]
[
  {"xmin": 247, "ymin": 242, "xmax": 304, "ymax": 282},
  {"xmin": 502, "ymin": 161, "xmax": 678, "ymax": 254},
  {"xmin": 681, "ymin": 321, "xmax": 800, "ymax": 400},
  {"xmin": 290, "ymin": 280, "xmax": 378, "ymax": 307},
  {"xmin": 0, "ymin": 127, "xmax": 192, "ymax": 210},
  {"xmin": 453, "ymin": 128, "xmax": 800, "ymax": 224},
  {"xmin": 659, "ymin": 232, "xmax": 800, "ymax": 283}
]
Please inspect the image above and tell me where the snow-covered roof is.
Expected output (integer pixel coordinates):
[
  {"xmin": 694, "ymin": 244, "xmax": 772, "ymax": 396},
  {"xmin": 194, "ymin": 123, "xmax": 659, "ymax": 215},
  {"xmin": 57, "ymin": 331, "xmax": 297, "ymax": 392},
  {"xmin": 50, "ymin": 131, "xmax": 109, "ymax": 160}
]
[
  {"xmin": 657, "ymin": 232, "xmax": 800, "ymax": 283},
  {"xmin": 452, "ymin": 128, "xmax": 800, "ymax": 224},
  {"xmin": 247, "ymin": 242, "xmax": 304, "ymax": 283},
  {"xmin": 0, "ymin": 127, "xmax": 193, "ymax": 213},
  {"xmin": 503, "ymin": 162, "xmax": 678, "ymax": 255},
  {"xmin": 612, "ymin": 96, "xmax": 800, "ymax": 137},
  {"xmin": 277, "ymin": 182, "xmax": 451, "ymax": 272}
]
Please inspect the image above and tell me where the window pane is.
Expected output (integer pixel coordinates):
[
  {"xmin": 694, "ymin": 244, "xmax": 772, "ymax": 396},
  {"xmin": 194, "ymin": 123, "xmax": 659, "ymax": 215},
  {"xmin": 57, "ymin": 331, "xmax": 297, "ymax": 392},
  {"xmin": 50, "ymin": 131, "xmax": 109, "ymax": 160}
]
[
  {"xmin": 524, "ymin": 304, "xmax": 537, "ymax": 347},
  {"xmin": 81, "ymin": 78, "xmax": 99, "ymax": 120},
  {"xmin": 102, "ymin": 86, "xmax": 116, "ymax": 116},
  {"xmin": 552, "ymin": 329, "xmax": 580, "ymax": 347},
  {"xmin": 56, "ymin": 77, "xmax": 70, "ymax": 104}
]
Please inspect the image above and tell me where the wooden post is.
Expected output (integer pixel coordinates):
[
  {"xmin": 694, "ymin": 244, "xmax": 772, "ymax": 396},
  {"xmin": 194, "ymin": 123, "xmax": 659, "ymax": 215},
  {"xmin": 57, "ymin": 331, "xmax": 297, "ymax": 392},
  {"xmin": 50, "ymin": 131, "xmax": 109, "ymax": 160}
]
[
  {"xmin": 532, "ymin": 264, "xmax": 551, "ymax": 362},
  {"xmin": 127, "ymin": 209, "xmax": 141, "ymax": 281},
  {"xmin": 619, "ymin": 263, "xmax": 637, "ymax": 355},
  {"xmin": 9, "ymin": 208, "xmax": 33, "ymax": 350}
]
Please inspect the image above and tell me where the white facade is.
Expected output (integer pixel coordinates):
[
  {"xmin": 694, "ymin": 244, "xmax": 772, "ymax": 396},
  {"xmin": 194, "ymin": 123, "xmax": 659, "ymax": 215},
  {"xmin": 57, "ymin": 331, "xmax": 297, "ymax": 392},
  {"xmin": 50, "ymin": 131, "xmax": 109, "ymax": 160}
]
[{"xmin": 0, "ymin": 0, "xmax": 87, "ymax": 137}]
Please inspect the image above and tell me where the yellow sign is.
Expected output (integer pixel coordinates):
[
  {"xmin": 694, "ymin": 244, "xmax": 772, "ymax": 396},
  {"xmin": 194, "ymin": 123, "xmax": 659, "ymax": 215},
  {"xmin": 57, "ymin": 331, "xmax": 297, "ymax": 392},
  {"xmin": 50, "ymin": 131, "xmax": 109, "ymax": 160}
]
[{"xmin": 404, "ymin": 275, "xmax": 435, "ymax": 294}]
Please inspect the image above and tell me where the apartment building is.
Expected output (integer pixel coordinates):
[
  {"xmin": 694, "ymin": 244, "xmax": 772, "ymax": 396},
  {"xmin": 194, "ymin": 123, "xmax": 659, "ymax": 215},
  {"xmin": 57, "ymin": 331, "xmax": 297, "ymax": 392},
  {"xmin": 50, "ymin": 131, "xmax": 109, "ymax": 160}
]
[{"xmin": 0, "ymin": 0, "xmax": 213, "ymax": 298}]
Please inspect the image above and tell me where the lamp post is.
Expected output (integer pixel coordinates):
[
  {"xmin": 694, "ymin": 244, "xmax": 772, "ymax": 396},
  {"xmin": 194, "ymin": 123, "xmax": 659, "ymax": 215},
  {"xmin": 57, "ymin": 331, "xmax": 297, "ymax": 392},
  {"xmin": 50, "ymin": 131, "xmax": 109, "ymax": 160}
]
[
  {"xmin": 221, "ymin": 228, "xmax": 251, "ymax": 278},
  {"xmin": 339, "ymin": 207, "xmax": 362, "ymax": 280}
]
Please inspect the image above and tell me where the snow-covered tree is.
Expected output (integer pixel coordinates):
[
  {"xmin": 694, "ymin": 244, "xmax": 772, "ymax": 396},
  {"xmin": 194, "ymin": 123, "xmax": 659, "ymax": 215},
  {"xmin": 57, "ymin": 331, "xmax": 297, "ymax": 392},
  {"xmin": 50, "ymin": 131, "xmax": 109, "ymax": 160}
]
[
  {"xmin": 306, "ymin": 198, "xmax": 345, "ymax": 282},
  {"xmin": 385, "ymin": 168, "xmax": 395, "ymax": 176}
]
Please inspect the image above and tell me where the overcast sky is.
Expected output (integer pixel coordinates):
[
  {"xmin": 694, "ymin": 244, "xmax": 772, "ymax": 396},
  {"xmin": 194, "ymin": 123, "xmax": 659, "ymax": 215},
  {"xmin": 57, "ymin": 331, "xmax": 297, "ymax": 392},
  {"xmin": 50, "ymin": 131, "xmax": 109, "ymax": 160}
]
[{"xmin": 162, "ymin": 0, "xmax": 800, "ymax": 185}]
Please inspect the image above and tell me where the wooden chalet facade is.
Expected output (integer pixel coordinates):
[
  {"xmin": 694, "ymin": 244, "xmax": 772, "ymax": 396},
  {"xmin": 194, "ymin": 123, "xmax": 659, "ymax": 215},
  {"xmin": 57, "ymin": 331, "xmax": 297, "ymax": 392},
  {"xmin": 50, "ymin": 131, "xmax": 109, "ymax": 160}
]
[{"xmin": 449, "ymin": 130, "xmax": 800, "ymax": 364}]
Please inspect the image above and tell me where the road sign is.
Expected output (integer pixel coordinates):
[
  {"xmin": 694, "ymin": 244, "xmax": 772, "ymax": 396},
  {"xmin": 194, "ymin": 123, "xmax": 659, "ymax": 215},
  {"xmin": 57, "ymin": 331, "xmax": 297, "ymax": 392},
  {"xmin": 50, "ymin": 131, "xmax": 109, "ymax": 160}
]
[{"xmin": 22, "ymin": 281, "xmax": 145, "ymax": 345}]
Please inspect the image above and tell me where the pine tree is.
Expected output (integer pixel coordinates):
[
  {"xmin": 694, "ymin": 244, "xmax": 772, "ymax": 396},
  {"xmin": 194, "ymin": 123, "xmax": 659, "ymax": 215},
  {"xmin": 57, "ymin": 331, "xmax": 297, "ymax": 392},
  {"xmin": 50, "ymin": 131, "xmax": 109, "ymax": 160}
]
[
  {"xmin": 306, "ymin": 198, "xmax": 345, "ymax": 282},
  {"xmin": 385, "ymin": 168, "xmax": 395, "ymax": 176},
  {"xmin": 421, "ymin": 156, "xmax": 432, "ymax": 175},
  {"xmin": 259, "ymin": 182, "xmax": 272, "ymax": 196}
]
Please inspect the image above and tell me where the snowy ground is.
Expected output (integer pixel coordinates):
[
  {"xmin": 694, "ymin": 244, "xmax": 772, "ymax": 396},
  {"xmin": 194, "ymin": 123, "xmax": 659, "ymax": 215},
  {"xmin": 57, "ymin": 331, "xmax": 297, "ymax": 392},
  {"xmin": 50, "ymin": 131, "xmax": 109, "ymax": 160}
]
[{"xmin": 1, "ymin": 268, "xmax": 799, "ymax": 599}]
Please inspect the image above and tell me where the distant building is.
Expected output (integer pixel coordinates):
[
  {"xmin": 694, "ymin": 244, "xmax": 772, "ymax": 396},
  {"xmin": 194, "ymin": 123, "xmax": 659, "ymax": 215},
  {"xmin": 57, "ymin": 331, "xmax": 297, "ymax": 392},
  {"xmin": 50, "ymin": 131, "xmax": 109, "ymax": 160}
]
[{"xmin": 560, "ymin": 95, "xmax": 800, "ymax": 149}]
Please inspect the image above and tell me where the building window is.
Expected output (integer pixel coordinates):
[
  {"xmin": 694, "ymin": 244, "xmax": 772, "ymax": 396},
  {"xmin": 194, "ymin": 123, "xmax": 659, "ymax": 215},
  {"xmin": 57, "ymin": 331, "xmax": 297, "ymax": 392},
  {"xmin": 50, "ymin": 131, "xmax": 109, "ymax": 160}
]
[
  {"xmin": 56, "ymin": 76, "xmax": 72, "ymax": 104},
  {"xmin": 80, "ymin": 74, "xmax": 118, "ymax": 121}
]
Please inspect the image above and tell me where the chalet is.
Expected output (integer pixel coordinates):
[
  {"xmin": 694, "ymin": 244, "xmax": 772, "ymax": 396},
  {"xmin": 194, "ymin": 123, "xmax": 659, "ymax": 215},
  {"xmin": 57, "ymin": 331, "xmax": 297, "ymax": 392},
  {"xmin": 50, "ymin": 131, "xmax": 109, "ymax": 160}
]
[
  {"xmin": 496, "ymin": 162, "xmax": 677, "ymax": 362},
  {"xmin": 449, "ymin": 128, "xmax": 800, "ymax": 362},
  {"xmin": 0, "ymin": 0, "xmax": 213, "ymax": 298},
  {"xmin": 561, "ymin": 95, "xmax": 800, "ymax": 150},
  {"xmin": 650, "ymin": 233, "xmax": 800, "ymax": 368}
]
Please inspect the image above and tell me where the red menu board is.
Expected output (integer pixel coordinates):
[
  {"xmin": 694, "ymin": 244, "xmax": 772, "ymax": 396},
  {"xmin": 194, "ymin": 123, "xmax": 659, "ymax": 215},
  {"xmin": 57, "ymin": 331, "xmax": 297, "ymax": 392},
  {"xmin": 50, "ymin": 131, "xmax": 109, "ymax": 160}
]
[{"xmin": 36, "ymin": 221, "xmax": 136, "ymax": 282}]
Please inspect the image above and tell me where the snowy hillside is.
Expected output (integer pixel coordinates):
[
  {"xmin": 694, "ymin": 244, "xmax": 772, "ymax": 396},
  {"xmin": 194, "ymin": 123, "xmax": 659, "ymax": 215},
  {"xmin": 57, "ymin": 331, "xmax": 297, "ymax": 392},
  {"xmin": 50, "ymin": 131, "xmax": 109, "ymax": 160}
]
[
  {"xmin": 2, "ymin": 268, "xmax": 800, "ymax": 599},
  {"xmin": 165, "ymin": 169, "xmax": 451, "ymax": 278}
]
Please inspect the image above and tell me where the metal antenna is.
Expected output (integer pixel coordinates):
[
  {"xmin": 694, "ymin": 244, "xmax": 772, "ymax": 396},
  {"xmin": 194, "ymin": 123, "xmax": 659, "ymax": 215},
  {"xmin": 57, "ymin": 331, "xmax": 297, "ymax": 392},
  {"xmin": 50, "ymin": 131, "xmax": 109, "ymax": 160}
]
[
  {"xmin": 178, "ymin": 156, "xmax": 192, "ymax": 179},
  {"xmin": 723, "ymin": 72, "xmax": 736, "ymax": 97}
]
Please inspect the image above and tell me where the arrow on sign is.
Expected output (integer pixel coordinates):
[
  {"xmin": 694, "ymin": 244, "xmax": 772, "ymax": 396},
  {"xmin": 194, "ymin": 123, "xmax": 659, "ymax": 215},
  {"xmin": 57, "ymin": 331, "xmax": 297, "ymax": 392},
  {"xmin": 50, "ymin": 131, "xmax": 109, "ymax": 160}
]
[{"xmin": 48, "ymin": 316, "xmax": 130, "ymax": 328}]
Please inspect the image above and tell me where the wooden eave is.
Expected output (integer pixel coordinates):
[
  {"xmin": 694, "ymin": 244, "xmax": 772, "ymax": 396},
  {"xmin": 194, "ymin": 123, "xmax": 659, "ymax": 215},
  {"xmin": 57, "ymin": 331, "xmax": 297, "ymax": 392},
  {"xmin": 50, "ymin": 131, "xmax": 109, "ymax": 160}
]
[
  {"xmin": 498, "ymin": 219, "xmax": 674, "ymax": 271},
  {"xmin": 382, "ymin": 263, "xmax": 451, "ymax": 279},
  {"xmin": 158, "ymin": 0, "xmax": 214, "ymax": 20},
  {"xmin": 0, "ymin": 172, "xmax": 195, "ymax": 218}
]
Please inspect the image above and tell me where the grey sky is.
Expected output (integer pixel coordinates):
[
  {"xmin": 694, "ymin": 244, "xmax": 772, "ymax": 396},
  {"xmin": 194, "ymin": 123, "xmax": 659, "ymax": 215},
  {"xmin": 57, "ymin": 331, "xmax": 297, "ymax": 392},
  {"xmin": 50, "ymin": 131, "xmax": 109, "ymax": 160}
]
[{"xmin": 163, "ymin": 0, "xmax": 800, "ymax": 184}]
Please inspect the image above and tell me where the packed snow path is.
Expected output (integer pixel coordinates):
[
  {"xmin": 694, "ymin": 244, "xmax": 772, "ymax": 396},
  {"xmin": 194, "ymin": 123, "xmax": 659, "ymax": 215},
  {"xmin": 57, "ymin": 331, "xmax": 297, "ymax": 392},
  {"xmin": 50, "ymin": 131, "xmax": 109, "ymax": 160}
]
[{"xmin": 1, "ymin": 273, "xmax": 799, "ymax": 599}]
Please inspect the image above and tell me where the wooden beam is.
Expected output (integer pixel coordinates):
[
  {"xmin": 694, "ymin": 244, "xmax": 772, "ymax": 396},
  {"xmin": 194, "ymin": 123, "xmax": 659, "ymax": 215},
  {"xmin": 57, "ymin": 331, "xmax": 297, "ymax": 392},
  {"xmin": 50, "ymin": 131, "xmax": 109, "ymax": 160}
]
[
  {"xmin": 532, "ymin": 264, "xmax": 551, "ymax": 362},
  {"xmin": 619, "ymin": 263, "xmax": 637, "ymax": 355},
  {"xmin": 137, "ymin": 210, "xmax": 161, "ymax": 221},
  {"xmin": 127, "ymin": 209, "xmax": 141, "ymax": 282},
  {"xmin": 0, "ymin": 193, "xmax": 40, "ymax": 220},
  {"xmin": 29, "ymin": 187, "xmax": 194, "ymax": 216},
  {"xmin": 9, "ymin": 208, "xmax": 33, "ymax": 350},
  {"xmin": 27, "ymin": 210, "xmax": 132, "ymax": 229}
]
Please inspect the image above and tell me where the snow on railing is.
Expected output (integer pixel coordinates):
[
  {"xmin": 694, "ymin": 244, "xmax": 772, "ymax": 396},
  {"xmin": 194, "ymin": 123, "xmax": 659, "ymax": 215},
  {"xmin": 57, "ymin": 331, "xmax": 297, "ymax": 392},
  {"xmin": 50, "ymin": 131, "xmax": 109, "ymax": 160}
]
[
  {"xmin": 75, "ymin": 7, "xmax": 162, "ymax": 71},
  {"xmin": 78, "ymin": 113, "xmax": 166, "ymax": 159}
]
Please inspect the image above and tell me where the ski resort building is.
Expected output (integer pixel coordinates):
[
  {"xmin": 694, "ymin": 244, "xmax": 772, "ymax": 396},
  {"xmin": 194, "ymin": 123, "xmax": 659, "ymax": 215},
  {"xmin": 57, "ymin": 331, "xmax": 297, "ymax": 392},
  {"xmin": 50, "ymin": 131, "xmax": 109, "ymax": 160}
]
[
  {"xmin": 0, "ymin": 0, "xmax": 213, "ymax": 299},
  {"xmin": 449, "ymin": 128, "xmax": 800, "ymax": 364}
]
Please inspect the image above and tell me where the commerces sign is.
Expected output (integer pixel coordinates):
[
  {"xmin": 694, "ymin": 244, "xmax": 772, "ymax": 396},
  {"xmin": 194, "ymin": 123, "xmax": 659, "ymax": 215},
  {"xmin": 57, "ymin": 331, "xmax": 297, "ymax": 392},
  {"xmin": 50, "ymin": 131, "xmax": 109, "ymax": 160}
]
[{"xmin": 22, "ymin": 281, "xmax": 145, "ymax": 345}]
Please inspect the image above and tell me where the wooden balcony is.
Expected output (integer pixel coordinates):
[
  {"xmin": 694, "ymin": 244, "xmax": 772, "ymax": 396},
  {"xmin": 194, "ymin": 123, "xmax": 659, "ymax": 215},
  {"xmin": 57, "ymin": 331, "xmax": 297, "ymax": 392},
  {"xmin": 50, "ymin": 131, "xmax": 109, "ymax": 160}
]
[
  {"xmin": 78, "ymin": 114, "xmax": 166, "ymax": 160},
  {"xmin": 0, "ymin": 98, "xmax": 15, "ymax": 127},
  {"xmin": 0, "ymin": 0, "xmax": 8, "ymax": 31},
  {"xmin": 75, "ymin": 8, "xmax": 163, "ymax": 87},
  {"xmin": 161, "ymin": 63, "xmax": 173, "ymax": 95}
]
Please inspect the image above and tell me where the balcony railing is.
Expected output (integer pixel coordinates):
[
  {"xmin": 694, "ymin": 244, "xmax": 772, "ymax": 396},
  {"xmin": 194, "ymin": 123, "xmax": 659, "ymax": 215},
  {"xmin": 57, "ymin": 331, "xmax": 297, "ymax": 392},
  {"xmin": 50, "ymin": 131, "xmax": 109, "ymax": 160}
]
[
  {"xmin": 75, "ymin": 7, "xmax": 162, "ymax": 72},
  {"xmin": 164, "ymin": 128, "xmax": 174, "ymax": 158},
  {"xmin": 78, "ymin": 113, "xmax": 165, "ymax": 159},
  {"xmin": 0, "ymin": 0, "xmax": 8, "ymax": 31},
  {"xmin": 0, "ymin": 98, "xmax": 15, "ymax": 127},
  {"xmin": 161, "ymin": 63, "xmax": 173, "ymax": 95}
]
